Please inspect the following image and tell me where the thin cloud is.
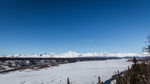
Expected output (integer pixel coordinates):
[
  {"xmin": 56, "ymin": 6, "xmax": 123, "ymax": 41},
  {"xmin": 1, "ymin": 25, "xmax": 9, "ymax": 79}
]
[{"xmin": 88, "ymin": 40, "xmax": 93, "ymax": 42}]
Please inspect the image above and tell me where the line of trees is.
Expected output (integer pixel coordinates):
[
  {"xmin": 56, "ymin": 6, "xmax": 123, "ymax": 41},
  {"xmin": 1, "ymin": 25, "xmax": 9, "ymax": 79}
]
[
  {"xmin": 66, "ymin": 77, "xmax": 104, "ymax": 84},
  {"xmin": 115, "ymin": 57, "xmax": 150, "ymax": 84}
]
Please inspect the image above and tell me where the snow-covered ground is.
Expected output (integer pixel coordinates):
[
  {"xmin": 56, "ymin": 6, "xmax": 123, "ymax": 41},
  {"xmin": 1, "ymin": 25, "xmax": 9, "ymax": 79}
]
[{"xmin": 0, "ymin": 59, "xmax": 132, "ymax": 84}]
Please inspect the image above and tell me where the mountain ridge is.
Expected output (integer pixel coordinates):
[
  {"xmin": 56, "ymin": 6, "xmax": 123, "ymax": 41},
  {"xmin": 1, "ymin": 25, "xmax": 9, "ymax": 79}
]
[{"xmin": 3, "ymin": 51, "xmax": 148, "ymax": 58}]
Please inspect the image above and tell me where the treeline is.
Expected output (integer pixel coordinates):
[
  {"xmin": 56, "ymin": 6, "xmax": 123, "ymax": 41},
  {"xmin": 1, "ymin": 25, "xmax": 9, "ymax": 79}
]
[
  {"xmin": 115, "ymin": 57, "xmax": 150, "ymax": 84},
  {"xmin": 66, "ymin": 77, "xmax": 104, "ymax": 84},
  {"xmin": 0, "ymin": 59, "xmax": 59, "ymax": 73}
]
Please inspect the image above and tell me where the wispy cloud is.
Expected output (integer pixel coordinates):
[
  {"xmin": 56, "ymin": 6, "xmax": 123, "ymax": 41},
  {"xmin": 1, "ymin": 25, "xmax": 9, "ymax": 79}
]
[{"xmin": 87, "ymin": 40, "xmax": 93, "ymax": 42}]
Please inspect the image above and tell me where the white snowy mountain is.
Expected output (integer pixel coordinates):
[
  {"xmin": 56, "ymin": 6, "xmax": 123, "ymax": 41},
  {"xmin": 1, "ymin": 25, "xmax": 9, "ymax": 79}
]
[
  {"xmin": 82, "ymin": 52, "xmax": 142, "ymax": 57},
  {"xmin": 4, "ymin": 51, "xmax": 146, "ymax": 58},
  {"xmin": 6, "ymin": 53, "xmax": 55, "ymax": 58},
  {"xmin": 55, "ymin": 51, "xmax": 81, "ymax": 58}
]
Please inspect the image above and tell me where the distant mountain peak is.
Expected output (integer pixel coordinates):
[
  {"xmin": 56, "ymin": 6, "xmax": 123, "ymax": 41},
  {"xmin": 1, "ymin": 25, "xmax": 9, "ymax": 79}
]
[{"xmin": 4, "ymin": 51, "xmax": 146, "ymax": 58}]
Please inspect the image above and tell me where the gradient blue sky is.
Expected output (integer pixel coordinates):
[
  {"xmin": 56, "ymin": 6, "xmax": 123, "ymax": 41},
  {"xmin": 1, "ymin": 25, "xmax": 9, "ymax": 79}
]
[{"xmin": 0, "ymin": 0, "xmax": 150, "ymax": 55}]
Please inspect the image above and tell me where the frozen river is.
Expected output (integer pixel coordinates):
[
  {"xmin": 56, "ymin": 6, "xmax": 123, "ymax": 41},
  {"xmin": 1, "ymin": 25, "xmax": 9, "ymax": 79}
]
[{"xmin": 0, "ymin": 59, "xmax": 132, "ymax": 84}]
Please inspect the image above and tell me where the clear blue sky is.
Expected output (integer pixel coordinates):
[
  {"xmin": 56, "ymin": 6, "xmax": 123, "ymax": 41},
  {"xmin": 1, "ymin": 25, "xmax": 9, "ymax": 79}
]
[{"xmin": 0, "ymin": 0, "xmax": 150, "ymax": 55}]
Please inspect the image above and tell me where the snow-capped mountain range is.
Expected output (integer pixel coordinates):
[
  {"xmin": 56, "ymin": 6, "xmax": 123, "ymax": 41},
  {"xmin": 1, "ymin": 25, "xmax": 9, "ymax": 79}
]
[{"xmin": 3, "ymin": 51, "xmax": 149, "ymax": 58}]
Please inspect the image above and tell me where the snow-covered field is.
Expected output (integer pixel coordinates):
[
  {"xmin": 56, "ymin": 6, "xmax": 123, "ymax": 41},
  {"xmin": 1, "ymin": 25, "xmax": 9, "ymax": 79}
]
[{"xmin": 0, "ymin": 59, "xmax": 132, "ymax": 84}]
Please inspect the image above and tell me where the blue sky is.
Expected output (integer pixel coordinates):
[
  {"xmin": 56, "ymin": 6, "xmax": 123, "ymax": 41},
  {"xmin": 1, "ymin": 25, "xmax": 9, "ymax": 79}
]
[{"xmin": 0, "ymin": 0, "xmax": 150, "ymax": 55}]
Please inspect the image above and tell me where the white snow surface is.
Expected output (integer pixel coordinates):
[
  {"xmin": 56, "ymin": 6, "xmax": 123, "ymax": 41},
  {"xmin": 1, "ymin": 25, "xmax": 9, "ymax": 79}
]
[
  {"xmin": 0, "ymin": 59, "xmax": 132, "ymax": 84},
  {"xmin": 4, "ymin": 51, "xmax": 144, "ymax": 58}
]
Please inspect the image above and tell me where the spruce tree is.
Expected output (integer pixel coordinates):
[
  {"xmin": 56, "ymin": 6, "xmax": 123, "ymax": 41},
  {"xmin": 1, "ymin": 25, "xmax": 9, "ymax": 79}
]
[
  {"xmin": 133, "ymin": 57, "xmax": 137, "ymax": 64},
  {"xmin": 67, "ymin": 77, "xmax": 70, "ymax": 84},
  {"xmin": 97, "ymin": 76, "xmax": 104, "ymax": 84}
]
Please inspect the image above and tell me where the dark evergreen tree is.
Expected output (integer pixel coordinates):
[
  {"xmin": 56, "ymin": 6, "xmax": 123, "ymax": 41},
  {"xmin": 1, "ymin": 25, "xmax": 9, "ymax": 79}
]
[
  {"xmin": 133, "ymin": 57, "xmax": 137, "ymax": 64},
  {"xmin": 97, "ymin": 76, "xmax": 104, "ymax": 84},
  {"xmin": 67, "ymin": 77, "xmax": 70, "ymax": 84}
]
